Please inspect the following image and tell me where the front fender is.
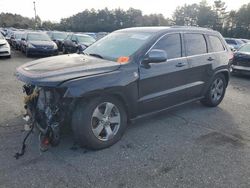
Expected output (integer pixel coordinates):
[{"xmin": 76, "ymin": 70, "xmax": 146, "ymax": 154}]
[{"xmin": 60, "ymin": 65, "xmax": 139, "ymax": 118}]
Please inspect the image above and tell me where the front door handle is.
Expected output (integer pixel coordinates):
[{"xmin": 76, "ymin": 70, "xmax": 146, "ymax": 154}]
[
  {"xmin": 176, "ymin": 62, "xmax": 187, "ymax": 67},
  {"xmin": 207, "ymin": 57, "xmax": 215, "ymax": 61}
]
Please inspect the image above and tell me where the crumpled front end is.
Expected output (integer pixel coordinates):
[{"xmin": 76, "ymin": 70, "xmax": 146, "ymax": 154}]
[{"xmin": 23, "ymin": 84, "xmax": 73, "ymax": 151}]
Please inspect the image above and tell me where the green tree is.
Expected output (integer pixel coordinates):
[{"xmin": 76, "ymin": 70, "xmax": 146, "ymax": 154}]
[{"xmin": 173, "ymin": 4, "xmax": 199, "ymax": 26}]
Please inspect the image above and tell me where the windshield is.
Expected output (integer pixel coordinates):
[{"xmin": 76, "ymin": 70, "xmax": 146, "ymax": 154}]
[
  {"xmin": 77, "ymin": 35, "xmax": 96, "ymax": 45},
  {"xmin": 15, "ymin": 33, "xmax": 23, "ymax": 39},
  {"xmin": 239, "ymin": 44, "xmax": 250, "ymax": 53},
  {"xmin": 27, "ymin": 33, "xmax": 51, "ymax": 41},
  {"xmin": 84, "ymin": 32, "xmax": 152, "ymax": 61},
  {"xmin": 53, "ymin": 32, "xmax": 67, "ymax": 40}
]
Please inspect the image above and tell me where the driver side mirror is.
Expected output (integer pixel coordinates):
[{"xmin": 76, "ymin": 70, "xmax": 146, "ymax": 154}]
[{"xmin": 142, "ymin": 49, "xmax": 167, "ymax": 68}]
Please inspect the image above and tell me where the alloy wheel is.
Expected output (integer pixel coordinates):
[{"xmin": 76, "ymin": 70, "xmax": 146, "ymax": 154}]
[
  {"xmin": 211, "ymin": 78, "xmax": 224, "ymax": 102},
  {"xmin": 91, "ymin": 102, "xmax": 121, "ymax": 141}
]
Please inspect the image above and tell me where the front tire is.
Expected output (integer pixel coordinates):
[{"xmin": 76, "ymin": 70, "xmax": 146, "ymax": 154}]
[
  {"xmin": 201, "ymin": 74, "xmax": 227, "ymax": 107},
  {"xmin": 72, "ymin": 96, "xmax": 127, "ymax": 150}
]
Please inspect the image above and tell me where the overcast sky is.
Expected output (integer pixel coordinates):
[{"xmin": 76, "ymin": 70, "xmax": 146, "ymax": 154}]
[{"xmin": 0, "ymin": 0, "xmax": 249, "ymax": 22}]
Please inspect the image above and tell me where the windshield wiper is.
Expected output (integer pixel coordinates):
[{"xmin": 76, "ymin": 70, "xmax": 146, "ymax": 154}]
[{"xmin": 89, "ymin": 53, "xmax": 103, "ymax": 59}]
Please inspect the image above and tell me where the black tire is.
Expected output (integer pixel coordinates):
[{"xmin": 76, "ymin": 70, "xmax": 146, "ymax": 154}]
[
  {"xmin": 201, "ymin": 74, "xmax": 227, "ymax": 107},
  {"xmin": 62, "ymin": 45, "xmax": 67, "ymax": 54},
  {"xmin": 25, "ymin": 49, "xmax": 30, "ymax": 57},
  {"xmin": 71, "ymin": 96, "xmax": 127, "ymax": 150}
]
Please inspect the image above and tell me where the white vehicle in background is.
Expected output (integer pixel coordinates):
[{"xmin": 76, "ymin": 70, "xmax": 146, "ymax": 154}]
[{"xmin": 0, "ymin": 33, "xmax": 11, "ymax": 58}]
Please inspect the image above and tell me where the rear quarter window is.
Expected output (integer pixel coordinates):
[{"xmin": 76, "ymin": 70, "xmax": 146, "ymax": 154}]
[
  {"xmin": 184, "ymin": 33, "xmax": 207, "ymax": 56},
  {"xmin": 209, "ymin": 35, "xmax": 225, "ymax": 52}
]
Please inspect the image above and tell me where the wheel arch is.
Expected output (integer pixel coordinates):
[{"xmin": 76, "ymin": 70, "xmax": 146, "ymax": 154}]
[
  {"xmin": 73, "ymin": 90, "xmax": 135, "ymax": 121},
  {"xmin": 214, "ymin": 69, "xmax": 230, "ymax": 87},
  {"xmin": 202, "ymin": 68, "xmax": 229, "ymax": 97}
]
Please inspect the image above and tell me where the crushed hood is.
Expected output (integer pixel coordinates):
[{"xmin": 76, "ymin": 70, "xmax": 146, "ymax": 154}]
[{"xmin": 16, "ymin": 54, "xmax": 121, "ymax": 87}]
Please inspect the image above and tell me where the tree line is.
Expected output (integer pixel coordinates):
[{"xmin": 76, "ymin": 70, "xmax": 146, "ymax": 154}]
[{"xmin": 0, "ymin": 0, "xmax": 250, "ymax": 39}]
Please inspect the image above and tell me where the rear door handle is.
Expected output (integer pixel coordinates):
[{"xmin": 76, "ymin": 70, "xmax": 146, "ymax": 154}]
[
  {"xmin": 207, "ymin": 57, "xmax": 215, "ymax": 61},
  {"xmin": 176, "ymin": 62, "xmax": 187, "ymax": 67}
]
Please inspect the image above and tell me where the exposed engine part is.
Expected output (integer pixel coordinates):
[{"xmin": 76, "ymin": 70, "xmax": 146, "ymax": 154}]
[
  {"xmin": 14, "ymin": 121, "xmax": 34, "ymax": 159},
  {"xmin": 15, "ymin": 84, "xmax": 69, "ymax": 158},
  {"xmin": 39, "ymin": 122, "xmax": 60, "ymax": 152}
]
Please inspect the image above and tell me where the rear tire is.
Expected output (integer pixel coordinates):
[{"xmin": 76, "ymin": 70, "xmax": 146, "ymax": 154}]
[
  {"xmin": 201, "ymin": 74, "xmax": 227, "ymax": 107},
  {"xmin": 71, "ymin": 96, "xmax": 127, "ymax": 150}
]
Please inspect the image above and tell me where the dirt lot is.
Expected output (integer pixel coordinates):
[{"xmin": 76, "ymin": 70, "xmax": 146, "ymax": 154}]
[{"xmin": 0, "ymin": 50, "xmax": 250, "ymax": 188}]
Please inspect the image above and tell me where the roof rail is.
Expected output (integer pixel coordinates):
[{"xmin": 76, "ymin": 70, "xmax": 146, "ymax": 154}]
[{"xmin": 170, "ymin": 25, "xmax": 213, "ymax": 30}]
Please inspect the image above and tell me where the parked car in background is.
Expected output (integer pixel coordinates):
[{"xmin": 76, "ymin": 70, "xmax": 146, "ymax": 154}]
[
  {"xmin": 47, "ymin": 31, "xmax": 68, "ymax": 51},
  {"xmin": 0, "ymin": 28, "xmax": 6, "ymax": 36},
  {"xmin": 21, "ymin": 32, "xmax": 58, "ymax": 57},
  {"xmin": 225, "ymin": 38, "xmax": 244, "ymax": 51},
  {"xmin": 5, "ymin": 29, "xmax": 16, "ymax": 45},
  {"xmin": 240, "ymin": 39, "xmax": 250, "ymax": 43},
  {"xmin": 12, "ymin": 32, "xmax": 24, "ymax": 50},
  {"xmin": 62, "ymin": 33, "xmax": 96, "ymax": 54},
  {"xmin": 84, "ymin": 32, "xmax": 97, "ymax": 40},
  {"xmin": 20, "ymin": 32, "xmax": 27, "ymax": 52},
  {"xmin": 96, "ymin": 32, "xmax": 108, "ymax": 40},
  {"xmin": 231, "ymin": 43, "xmax": 250, "ymax": 74},
  {"xmin": 16, "ymin": 26, "xmax": 231, "ymax": 150},
  {"xmin": 0, "ymin": 33, "xmax": 11, "ymax": 58}
]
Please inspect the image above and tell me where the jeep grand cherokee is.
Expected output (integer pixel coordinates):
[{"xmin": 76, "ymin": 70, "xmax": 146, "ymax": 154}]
[{"xmin": 16, "ymin": 26, "xmax": 231, "ymax": 150}]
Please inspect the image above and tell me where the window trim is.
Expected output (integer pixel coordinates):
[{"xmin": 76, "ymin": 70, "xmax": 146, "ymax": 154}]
[
  {"xmin": 183, "ymin": 33, "xmax": 208, "ymax": 57},
  {"xmin": 208, "ymin": 34, "xmax": 226, "ymax": 53},
  {"xmin": 145, "ymin": 32, "xmax": 183, "ymax": 60}
]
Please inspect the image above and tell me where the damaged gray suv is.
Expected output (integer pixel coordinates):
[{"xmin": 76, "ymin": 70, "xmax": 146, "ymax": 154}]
[{"xmin": 16, "ymin": 26, "xmax": 231, "ymax": 151}]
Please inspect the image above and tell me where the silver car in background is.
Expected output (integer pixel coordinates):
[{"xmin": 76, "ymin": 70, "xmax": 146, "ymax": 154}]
[{"xmin": 0, "ymin": 33, "xmax": 11, "ymax": 58}]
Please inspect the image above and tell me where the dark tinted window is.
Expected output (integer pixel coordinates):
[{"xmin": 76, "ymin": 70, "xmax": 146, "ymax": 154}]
[
  {"xmin": 152, "ymin": 34, "xmax": 181, "ymax": 59},
  {"xmin": 209, "ymin": 35, "xmax": 225, "ymax": 52},
  {"xmin": 225, "ymin": 39, "xmax": 237, "ymax": 45},
  {"xmin": 184, "ymin": 34, "xmax": 207, "ymax": 56}
]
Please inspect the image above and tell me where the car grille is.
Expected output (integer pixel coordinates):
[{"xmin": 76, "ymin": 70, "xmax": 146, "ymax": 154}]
[{"xmin": 0, "ymin": 43, "xmax": 6, "ymax": 47}]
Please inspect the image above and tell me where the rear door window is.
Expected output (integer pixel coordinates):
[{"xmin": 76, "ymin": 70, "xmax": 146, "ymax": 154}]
[
  {"xmin": 152, "ymin": 33, "xmax": 182, "ymax": 59},
  {"xmin": 209, "ymin": 35, "xmax": 225, "ymax": 52},
  {"xmin": 184, "ymin": 33, "xmax": 207, "ymax": 56}
]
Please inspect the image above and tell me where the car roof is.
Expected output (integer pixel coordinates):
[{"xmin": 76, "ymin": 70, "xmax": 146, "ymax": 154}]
[{"xmin": 116, "ymin": 26, "xmax": 219, "ymax": 35}]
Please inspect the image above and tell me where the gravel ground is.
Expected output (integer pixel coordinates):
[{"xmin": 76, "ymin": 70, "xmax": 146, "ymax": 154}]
[{"xmin": 0, "ymin": 50, "xmax": 249, "ymax": 188}]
